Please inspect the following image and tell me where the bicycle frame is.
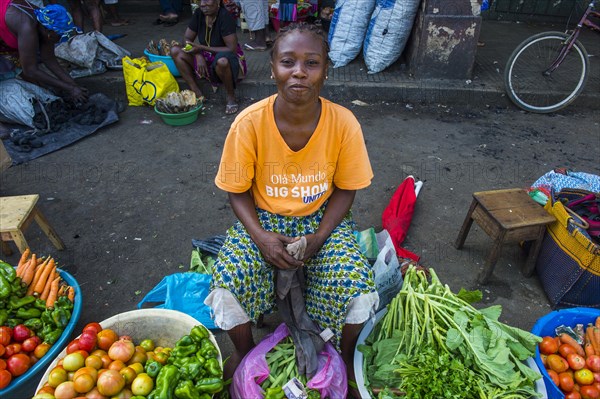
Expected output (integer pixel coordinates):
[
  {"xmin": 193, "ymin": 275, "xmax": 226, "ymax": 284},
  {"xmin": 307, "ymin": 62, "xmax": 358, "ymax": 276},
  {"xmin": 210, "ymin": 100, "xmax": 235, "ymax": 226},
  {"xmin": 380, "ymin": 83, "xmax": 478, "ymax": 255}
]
[{"xmin": 544, "ymin": 0, "xmax": 595, "ymax": 75}]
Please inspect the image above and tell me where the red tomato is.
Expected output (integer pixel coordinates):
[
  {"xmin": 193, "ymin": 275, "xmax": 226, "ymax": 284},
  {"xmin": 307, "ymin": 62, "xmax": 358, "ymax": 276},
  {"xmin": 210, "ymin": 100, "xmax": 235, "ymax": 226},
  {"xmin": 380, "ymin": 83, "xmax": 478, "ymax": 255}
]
[
  {"xmin": 560, "ymin": 372, "xmax": 576, "ymax": 392},
  {"xmin": 567, "ymin": 392, "xmax": 583, "ymax": 399},
  {"xmin": 0, "ymin": 359, "xmax": 6, "ymax": 370},
  {"xmin": 6, "ymin": 353, "xmax": 30, "ymax": 377},
  {"xmin": 11, "ymin": 324, "xmax": 32, "ymax": 343},
  {"xmin": 4, "ymin": 343, "xmax": 21, "ymax": 357},
  {"xmin": 560, "ymin": 344, "xmax": 579, "ymax": 358},
  {"xmin": 0, "ymin": 327, "xmax": 12, "ymax": 346},
  {"xmin": 540, "ymin": 336, "xmax": 559, "ymax": 355},
  {"xmin": 66, "ymin": 339, "xmax": 81, "ymax": 354},
  {"xmin": 96, "ymin": 329, "xmax": 118, "ymax": 351},
  {"xmin": 78, "ymin": 330, "xmax": 97, "ymax": 353},
  {"xmin": 0, "ymin": 369, "xmax": 11, "ymax": 389},
  {"xmin": 21, "ymin": 336, "xmax": 42, "ymax": 353},
  {"xmin": 547, "ymin": 369, "xmax": 560, "ymax": 386},
  {"xmin": 548, "ymin": 354, "xmax": 570, "ymax": 373},
  {"xmin": 0, "ymin": 343, "xmax": 4, "ymax": 357},
  {"xmin": 587, "ymin": 356, "xmax": 600, "ymax": 373},
  {"xmin": 568, "ymin": 354, "xmax": 587, "ymax": 371},
  {"xmin": 34, "ymin": 343, "xmax": 51, "ymax": 359},
  {"xmin": 83, "ymin": 322, "xmax": 103, "ymax": 336},
  {"xmin": 580, "ymin": 385, "xmax": 600, "ymax": 399}
]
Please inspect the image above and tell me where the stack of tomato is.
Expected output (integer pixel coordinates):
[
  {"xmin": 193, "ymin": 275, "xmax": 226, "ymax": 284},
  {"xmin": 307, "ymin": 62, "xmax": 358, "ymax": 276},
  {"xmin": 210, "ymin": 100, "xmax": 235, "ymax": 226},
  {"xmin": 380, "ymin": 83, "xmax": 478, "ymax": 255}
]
[
  {"xmin": 539, "ymin": 317, "xmax": 600, "ymax": 399},
  {"xmin": 34, "ymin": 322, "xmax": 160, "ymax": 399},
  {"xmin": 0, "ymin": 324, "xmax": 51, "ymax": 389}
]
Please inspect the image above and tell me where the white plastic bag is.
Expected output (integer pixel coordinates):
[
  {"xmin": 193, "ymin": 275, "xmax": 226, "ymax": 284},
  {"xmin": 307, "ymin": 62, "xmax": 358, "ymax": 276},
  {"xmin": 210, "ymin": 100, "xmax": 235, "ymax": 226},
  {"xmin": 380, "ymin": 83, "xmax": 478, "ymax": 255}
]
[
  {"xmin": 0, "ymin": 79, "xmax": 59, "ymax": 128},
  {"xmin": 372, "ymin": 229, "xmax": 403, "ymax": 310}
]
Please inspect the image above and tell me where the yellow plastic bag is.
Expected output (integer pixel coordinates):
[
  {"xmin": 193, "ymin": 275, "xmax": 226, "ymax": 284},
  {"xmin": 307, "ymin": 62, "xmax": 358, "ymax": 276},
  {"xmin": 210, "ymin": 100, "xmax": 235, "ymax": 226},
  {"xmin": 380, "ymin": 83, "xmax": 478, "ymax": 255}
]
[{"xmin": 122, "ymin": 56, "xmax": 179, "ymax": 106}]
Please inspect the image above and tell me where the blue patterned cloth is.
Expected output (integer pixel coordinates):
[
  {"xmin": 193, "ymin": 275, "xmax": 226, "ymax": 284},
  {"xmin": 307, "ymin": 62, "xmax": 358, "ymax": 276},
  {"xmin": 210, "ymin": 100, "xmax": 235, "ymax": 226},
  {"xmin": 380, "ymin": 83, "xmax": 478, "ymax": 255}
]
[
  {"xmin": 532, "ymin": 170, "xmax": 600, "ymax": 197},
  {"xmin": 210, "ymin": 205, "xmax": 377, "ymax": 350},
  {"xmin": 34, "ymin": 5, "xmax": 81, "ymax": 43}
]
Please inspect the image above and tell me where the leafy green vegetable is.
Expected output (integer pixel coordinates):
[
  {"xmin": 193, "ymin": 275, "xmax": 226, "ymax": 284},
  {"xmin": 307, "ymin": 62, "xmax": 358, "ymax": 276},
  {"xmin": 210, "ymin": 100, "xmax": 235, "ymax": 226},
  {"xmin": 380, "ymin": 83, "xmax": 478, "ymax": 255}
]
[
  {"xmin": 360, "ymin": 265, "xmax": 542, "ymax": 399},
  {"xmin": 189, "ymin": 249, "xmax": 215, "ymax": 275}
]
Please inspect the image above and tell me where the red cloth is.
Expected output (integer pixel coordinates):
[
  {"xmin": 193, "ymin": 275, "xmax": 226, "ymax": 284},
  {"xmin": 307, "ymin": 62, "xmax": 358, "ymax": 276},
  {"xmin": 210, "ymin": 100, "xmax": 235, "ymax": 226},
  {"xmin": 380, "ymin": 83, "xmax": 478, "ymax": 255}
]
[{"xmin": 382, "ymin": 176, "xmax": 420, "ymax": 261}]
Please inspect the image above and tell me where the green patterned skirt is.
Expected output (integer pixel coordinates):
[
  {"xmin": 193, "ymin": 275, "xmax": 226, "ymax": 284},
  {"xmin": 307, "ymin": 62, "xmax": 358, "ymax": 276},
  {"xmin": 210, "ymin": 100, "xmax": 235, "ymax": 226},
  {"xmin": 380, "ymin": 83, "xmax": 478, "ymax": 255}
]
[{"xmin": 211, "ymin": 205, "xmax": 377, "ymax": 350}]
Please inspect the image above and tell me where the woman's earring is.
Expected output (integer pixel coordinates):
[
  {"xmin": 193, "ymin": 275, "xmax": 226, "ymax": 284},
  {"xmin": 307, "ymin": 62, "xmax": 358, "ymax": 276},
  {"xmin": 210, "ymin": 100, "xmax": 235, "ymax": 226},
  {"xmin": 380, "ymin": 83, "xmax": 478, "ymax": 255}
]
[
  {"xmin": 325, "ymin": 76, "xmax": 328, "ymax": 80},
  {"xmin": 270, "ymin": 74, "xmax": 274, "ymax": 79}
]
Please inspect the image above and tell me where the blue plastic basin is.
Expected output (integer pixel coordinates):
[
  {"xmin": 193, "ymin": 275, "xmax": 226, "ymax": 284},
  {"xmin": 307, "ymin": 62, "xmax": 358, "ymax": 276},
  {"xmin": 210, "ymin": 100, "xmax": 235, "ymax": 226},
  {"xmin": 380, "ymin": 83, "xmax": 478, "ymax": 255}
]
[
  {"xmin": 144, "ymin": 49, "xmax": 181, "ymax": 77},
  {"xmin": 531, "ymin": 307, "xmax": 600, "ymax": 399},
  {"xmin": 0, "ymin": 269, "xmax": 82, "ymax": 396}
]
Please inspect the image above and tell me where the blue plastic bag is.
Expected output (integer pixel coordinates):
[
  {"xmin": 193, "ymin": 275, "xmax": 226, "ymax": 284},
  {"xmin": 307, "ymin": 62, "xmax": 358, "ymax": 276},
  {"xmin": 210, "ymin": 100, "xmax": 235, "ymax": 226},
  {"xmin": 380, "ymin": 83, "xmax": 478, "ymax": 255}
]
[{"xmin": 137, "ymin": 273, "xmax": 217, "ymax": 330}]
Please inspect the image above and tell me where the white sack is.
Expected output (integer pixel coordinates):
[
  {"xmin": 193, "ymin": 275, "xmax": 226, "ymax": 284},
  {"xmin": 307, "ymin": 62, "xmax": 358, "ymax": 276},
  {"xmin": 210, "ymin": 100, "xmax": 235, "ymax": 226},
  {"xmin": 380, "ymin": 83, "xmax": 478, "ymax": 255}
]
[{"xmin": 328, "ymin": 0, "xmax": 376, "ymax": 68}]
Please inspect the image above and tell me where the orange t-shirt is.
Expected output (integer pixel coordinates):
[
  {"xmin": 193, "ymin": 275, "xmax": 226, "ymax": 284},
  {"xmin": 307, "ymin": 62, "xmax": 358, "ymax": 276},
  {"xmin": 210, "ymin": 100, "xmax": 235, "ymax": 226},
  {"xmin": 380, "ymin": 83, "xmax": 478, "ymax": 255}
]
[{"xmin": 215, "ymin": 95, "xmax": 373, "ymax": 216}]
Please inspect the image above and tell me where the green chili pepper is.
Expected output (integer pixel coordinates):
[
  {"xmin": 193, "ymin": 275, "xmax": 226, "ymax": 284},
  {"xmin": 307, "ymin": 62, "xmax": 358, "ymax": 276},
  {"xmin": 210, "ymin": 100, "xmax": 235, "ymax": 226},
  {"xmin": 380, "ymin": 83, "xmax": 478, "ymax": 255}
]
[
  {"xmin": 198, "ymin": 338, "xmax": 218, "ymax": 359},
  {"xmin": 174, "ymin": 379, "xmax": 201, "ymax": 399},
  {"xmin": 0, "ymin": 273, "xmax": 11, "ymax": 299},
  {"xmin": 23, "ymin": 317, "xmax": 43, "ymax": 331},
  {"xmin": 55, "ymin": 295, "xmax": 73, "ymax": 311},
  {"xmin": 195, "ymin": 378, "xmax": 223, "ymax": 394},
  {"xmin": 0, "ymin": 261, "xmax": 16, "ymax": 282},
  {"xmin": 8, "ymin": 294, "xmax": 36, "ymax": 309},
  {"xmin": 176, "ymin": 335, "xmax": 194, "ymax": 347},
  {"xmin": 180, "ymin": 360, "xmax": 204, "ymax": 380},
  {"xmin": 145, "ymin": 359, "xmax": 163, "ymax": 378},
  {"xmin": 195, "ymin": 352, "xmax": 206, "ymax": 366},
  {"xmin": 16, "ymin": 307, "xmax": 42, "ymax": 319},
  {"xmin": 190, "ymin": 325, "xmax": 209, "ymax": 343},
  {"xmin": 154, "ymin": 364, "xmax": 180, "ymax": 399}
]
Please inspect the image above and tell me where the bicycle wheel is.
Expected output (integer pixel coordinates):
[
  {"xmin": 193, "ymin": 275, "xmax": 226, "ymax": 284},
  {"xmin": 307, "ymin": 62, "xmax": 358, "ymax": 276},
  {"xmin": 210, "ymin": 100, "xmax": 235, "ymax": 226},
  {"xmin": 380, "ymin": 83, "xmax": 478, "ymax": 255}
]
[{"xmin": 504, "ymin": 31, "xmax": 589, "ymax": 113}]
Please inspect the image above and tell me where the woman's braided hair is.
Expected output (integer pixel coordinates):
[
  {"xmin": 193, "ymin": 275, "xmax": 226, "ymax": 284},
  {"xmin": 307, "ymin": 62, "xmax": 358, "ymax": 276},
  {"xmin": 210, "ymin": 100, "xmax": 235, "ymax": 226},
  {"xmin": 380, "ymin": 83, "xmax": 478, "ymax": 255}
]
[{"xmin": 270, "ymin": 22, "xmax": 330, "ymax": 59}]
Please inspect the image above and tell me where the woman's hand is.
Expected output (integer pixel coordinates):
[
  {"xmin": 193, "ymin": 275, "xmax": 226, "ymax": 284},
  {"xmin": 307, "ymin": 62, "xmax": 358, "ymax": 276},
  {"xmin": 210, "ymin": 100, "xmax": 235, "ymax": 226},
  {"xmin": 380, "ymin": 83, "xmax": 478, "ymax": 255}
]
[
  {"xmin": 301, "ymin": 233, "xmax": 326, "ymax": 261},
  {"xmin": 183, "ymin": 41, "xmax": 199, "ymax": 54},
  {"xmin": 254, "ymin": 230, "xmax": 304, "ymax": 270},
  {"xmin": 194, "ymin": 53, "xmax": 209, "ymax": 79},
  {"xmin": 67, "ymin": 85, "xmax": 89, "ymax": 103}
]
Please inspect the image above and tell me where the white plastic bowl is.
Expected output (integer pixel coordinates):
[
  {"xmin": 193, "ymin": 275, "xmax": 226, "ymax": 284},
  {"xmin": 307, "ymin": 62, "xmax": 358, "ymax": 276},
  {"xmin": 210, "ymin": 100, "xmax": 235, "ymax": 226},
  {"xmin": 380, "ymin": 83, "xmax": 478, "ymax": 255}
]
[{"xmin": 35, "ymin": 308, "xmax": 221, "ymax": 392}]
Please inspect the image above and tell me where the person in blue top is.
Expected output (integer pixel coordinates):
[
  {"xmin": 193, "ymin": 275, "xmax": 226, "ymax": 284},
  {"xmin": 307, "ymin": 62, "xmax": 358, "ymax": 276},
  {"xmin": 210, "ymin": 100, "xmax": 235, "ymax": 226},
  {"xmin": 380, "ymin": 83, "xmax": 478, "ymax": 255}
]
[{"xmin": 171, "ymin": 0, "xmax": 246, "ymax": 115}]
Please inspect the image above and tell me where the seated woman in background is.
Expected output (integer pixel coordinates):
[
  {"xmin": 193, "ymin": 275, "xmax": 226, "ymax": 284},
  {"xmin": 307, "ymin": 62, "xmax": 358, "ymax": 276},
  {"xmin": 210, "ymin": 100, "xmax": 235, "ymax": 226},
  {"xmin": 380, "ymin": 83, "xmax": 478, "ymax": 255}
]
[
  {"xmin": 0, "ymin": 0, "xmax": 88, "ymax": 102},
  {"xmin": 171, "ymin": 0, "xmax": 246, "ymax": 115}
]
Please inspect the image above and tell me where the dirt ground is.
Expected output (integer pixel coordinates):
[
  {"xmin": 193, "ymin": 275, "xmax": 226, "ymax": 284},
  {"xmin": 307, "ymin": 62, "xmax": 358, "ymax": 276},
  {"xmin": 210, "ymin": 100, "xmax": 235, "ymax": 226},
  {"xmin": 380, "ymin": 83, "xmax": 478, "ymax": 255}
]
[{"xmin": 1, "ymin": 95, "xmax": 599, "ymax": 397}]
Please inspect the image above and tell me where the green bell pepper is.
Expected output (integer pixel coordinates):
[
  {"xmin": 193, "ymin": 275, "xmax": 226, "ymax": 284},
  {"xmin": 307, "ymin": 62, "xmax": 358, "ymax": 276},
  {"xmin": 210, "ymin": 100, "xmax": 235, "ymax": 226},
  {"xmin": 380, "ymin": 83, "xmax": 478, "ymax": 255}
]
[
  {"xmin": 172, "ymin": 336, "xmax": 198, "ymax": 358},
  {"xmin": 145, "ymin": 359, "xmax": 163, "ymax": 378},
  {"xmin": 16, "ymin": 307, "xmax": 42, "ymax": 320},
  {"xmin": 0, "ymin": 273, "xmax": 11, "ymax": 299},
  {"xmin": 51, "ymin": 308, "xmax": 70, "ymax": 329},
  {"xmin": 56, "ymin": 295, "xmax": 73, "ymax": 310},
  {"xmin": 195, "ymin": 352, "xmax": 206, "ymax": 366},
  {"xmin": 0, "ymin": 261, "xmax": 16, "ymax": 282},
  {"xmin": 264, "ymin": 387, "xmax": 285, "ymax": 399},
  {"xmin": 8, "ymin": 295, "xmax": 36, "ymax": 309},
  {"xmin": 34, "ymin": 298, "xmax": 48, "ymax": 311},
  {"xmin": 42, "ymin": 328, "xmax": 63, "ymax": 344},
  {"xmin": 23, "ymin": 317, "xmax": 43, "ymax": 332},
  {"xmin": 198, "ymin": 338, "xmax": 218, "ymax": 359},
  {"xmin": 6, "ymin": 318, "xmax": 23, "ymax": 328},
  {"xmin": 195, "ymin": 378, "xmax": 223, "ymax": 394},
  {"xmin": 189, "ymin": 325, "xmax": 209, "ymax": 343},
  {"xmin": 10, "ymin": 279, "xmax": 27, "ymax": 298},
  {"xmin": 153, "ymin": 364, "xmax": 180, "ymax": 399},
  {"xmin": 174, "ymin": 380, "xmax": 201, "ymax": 399},
  {"xmin": 0, "ymin": 309, "xmax": 8, "ymax": 326},
  {"xmin": 180, "ymin": 360, "xmax": 204, "ymax": 381},
  {"xmin": 204, "ymin": 357, "xmax": 221, "ymax": 378}
]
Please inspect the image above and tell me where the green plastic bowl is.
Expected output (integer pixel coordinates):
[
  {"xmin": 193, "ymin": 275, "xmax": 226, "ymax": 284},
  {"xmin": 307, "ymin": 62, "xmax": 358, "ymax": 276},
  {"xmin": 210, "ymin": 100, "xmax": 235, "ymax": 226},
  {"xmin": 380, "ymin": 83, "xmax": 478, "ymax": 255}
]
[{"xmin": 154, "ymin": 104, "xmax": 202, "ymax": 126}]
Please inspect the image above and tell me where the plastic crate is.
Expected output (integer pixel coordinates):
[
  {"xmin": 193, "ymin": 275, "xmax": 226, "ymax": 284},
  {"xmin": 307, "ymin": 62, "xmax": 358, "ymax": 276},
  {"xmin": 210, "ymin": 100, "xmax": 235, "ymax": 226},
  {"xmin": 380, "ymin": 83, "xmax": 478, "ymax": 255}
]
[
  {"xmin": 531, "ymin": 307, "xmax": 600, "ymax": 399},
  {"xmin": 0, "ymin": 269, "xmax": 82, "ymax": 396}
]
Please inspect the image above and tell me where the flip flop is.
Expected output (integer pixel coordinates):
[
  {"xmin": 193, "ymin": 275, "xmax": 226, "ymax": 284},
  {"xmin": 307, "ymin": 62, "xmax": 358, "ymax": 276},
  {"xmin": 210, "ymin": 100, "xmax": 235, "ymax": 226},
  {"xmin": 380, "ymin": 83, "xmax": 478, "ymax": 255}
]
[
  {"xmin": 243, "ymin": 43, "xmax": 267, "ymax": 51},
  {"xmin": 225, "ymin": 103, "xmax": 239, "ymax": 115},
  {"xmin": 152, "ymin": 18, "xmax": 164, "ymax": 25}
]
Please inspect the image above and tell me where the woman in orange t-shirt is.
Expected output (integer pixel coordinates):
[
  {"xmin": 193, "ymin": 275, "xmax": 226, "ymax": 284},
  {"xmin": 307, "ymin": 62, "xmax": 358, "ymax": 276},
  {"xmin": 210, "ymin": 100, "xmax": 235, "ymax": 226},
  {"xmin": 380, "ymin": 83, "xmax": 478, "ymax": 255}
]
[{"xmin": 206, "ymin": 23, "xmax": 378, "ymax": 395}]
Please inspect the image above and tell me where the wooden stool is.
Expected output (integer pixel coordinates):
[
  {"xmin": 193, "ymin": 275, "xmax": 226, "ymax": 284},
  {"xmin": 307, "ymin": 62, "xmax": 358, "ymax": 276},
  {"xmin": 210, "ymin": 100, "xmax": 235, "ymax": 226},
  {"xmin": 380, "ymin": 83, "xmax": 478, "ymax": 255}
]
[
  {"xmin": 0, "ymin": 194, "xmax": 65, "ymax": 255},
  {"xmin": 454, "ymin": 188, "xmax": 555, "ymax": 284}
]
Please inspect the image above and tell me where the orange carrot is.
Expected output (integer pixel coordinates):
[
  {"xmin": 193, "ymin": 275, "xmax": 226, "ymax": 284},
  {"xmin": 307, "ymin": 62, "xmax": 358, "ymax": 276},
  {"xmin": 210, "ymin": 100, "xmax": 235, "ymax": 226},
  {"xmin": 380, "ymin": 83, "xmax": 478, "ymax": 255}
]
[
  {"xmin": 58, "ymin": 284, "xmax": 67, "ymax": 297},
  {"xmin": 559, "ymin": 333, "xmax": 585, "ymax": 357},
  {"xmin": 26, "ymin": 255, "xmax": 44, "ymax": 295},
  {"xmin": 45, "ymin": 277, "xmax": 60, "ymax": 308},
  {"xmin": 33, "ymin": 258, "xmax": 54, "ymax": 295},
  {"xmin": 17, "ymin": 248, "xmax": 30, "ymax": 270},
  {"xmin": 67, "ymin": 286, "xmax": 75, "ymax": 302},
  {"xmin": 593, "ymin": 327, "xmax": 600, "ymax": 355},
  {"xmin": 596, "ymin": 316, "xmax": 600, "ymax": 329},
  {"xmin": 19, "ymin": 259, "xmax": 33, "ymax": 284},
  {"xmin": 40, "ymin": 270, "xmax": 54, "ymax": 301}
]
